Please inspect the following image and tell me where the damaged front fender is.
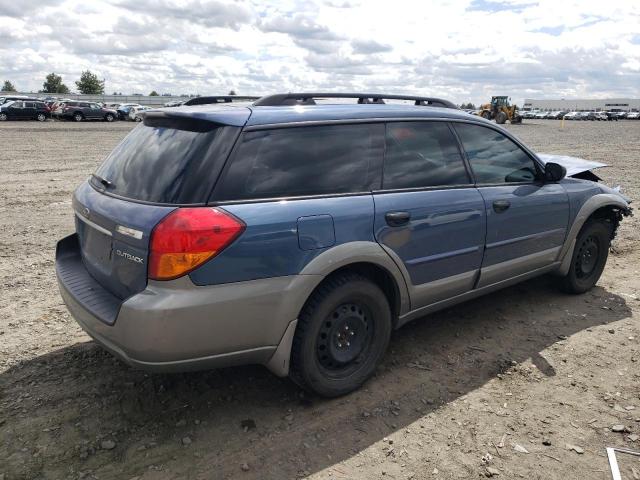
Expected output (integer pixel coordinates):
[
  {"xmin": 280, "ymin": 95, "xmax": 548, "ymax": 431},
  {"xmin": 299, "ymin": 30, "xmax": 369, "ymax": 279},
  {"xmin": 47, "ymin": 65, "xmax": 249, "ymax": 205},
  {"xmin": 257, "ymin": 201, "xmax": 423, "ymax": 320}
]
[{"xmin": 537, "ymin": 153, "xmax": 608, "ymax": 181}]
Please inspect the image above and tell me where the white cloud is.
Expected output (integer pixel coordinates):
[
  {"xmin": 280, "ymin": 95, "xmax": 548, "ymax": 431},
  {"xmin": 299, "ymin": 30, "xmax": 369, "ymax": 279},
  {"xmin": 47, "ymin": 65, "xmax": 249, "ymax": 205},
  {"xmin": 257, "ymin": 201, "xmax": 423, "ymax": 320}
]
[{"xmin": 0, "ymin": 0, "xmax": 637, "ymax": 105}]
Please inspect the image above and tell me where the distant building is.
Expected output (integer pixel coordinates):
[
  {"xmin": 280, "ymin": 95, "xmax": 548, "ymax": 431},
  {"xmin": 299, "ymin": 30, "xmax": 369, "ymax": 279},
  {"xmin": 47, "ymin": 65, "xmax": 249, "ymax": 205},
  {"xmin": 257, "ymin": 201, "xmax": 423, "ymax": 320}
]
[{"xmin": 523, "ymin": 98, "xmax": 640, "ymax": 112}]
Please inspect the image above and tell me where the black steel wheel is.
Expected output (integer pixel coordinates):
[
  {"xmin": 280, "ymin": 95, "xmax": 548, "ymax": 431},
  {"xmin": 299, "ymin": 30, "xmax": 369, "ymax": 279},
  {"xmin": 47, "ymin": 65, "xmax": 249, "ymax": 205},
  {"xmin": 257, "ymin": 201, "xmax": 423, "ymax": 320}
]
[
  {"xmin": 316, "ymin": 302, "xmax": 372, "ymax": 375},
  {"xmin": 560, "ymin": 220, "xmax": 611, "ymax": 294},
  {"xmin": 575, "ymin": 235, "xmax": 599, "ymax": 278},
  {"xmin": 290, "ymin": 273, "xmax": 392, "ymax": 397}
]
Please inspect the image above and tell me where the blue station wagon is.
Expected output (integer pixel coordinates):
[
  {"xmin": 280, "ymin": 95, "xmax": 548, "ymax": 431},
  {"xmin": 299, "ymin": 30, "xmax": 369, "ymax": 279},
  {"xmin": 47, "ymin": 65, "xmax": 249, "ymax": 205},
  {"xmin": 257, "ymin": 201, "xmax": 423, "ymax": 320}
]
[{"xmin": 56, "ymin": 93, "xmax": 631, "ymax": 397}]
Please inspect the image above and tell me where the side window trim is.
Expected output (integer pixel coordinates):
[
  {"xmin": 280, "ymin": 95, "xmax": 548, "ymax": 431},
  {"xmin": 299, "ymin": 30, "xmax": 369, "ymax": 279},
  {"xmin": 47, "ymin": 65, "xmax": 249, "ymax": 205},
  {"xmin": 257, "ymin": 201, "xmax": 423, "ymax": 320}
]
[
  {"xmin": 447, "ymin": 121, "xmax": 477, "ymax": 185},
  {"xmin": 451, "ymin": 121, "xmax": 544, "ymax": 186}
]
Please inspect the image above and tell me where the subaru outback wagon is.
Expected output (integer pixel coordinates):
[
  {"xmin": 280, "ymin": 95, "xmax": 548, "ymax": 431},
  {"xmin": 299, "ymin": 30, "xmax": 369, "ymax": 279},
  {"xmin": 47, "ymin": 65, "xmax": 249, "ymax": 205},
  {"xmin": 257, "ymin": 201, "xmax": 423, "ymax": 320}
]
[{"xmin": 56, "ymin": 93, "xmax": 631, "ymax": 397}]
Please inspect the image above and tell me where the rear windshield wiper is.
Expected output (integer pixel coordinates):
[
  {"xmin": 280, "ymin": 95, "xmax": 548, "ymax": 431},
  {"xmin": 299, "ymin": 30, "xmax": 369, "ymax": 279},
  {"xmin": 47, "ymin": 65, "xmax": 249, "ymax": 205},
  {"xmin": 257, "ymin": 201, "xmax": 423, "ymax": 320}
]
[{"xmin": 91, "ymin": 173, "xmax": 113, "ymax": 189}]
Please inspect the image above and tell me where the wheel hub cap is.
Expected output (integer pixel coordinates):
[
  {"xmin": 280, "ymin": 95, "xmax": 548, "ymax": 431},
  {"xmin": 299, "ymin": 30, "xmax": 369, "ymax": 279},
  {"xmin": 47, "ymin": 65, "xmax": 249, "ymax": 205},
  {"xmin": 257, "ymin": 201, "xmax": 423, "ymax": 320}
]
[
  {"xmin": 317, "ymin": 303, "xmax": 369, "ymax": 368},
  {"xmin": 577, "ymin": 235, "xmax": 599, "ymax": 277}
]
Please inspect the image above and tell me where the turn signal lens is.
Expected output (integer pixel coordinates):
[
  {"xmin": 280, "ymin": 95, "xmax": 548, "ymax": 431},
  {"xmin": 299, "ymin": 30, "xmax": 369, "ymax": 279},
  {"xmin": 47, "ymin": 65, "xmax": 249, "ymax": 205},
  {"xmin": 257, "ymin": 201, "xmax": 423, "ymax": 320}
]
[{"xmin": 149, "ymin": 207, "xmax": 245, "ymax": 281}]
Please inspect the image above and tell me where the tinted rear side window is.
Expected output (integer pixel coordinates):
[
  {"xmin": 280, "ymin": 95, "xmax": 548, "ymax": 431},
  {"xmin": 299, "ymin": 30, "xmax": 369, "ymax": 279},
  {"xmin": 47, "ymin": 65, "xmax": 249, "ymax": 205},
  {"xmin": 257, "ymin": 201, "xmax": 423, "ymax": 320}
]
[
  {"xmin": 454, "ymin": 123, "xmax": 539, "ymax": 184},
  {"xmin": 384, "ymin": 122, "xmax": 470, "ymax": 189},
  {"xmin": 215, "ymin": 123, "xmax": 383, "ymax": 200},
  {"xmin": 92, "ymin": 120, "xmax": 240, "ymax": 204}
]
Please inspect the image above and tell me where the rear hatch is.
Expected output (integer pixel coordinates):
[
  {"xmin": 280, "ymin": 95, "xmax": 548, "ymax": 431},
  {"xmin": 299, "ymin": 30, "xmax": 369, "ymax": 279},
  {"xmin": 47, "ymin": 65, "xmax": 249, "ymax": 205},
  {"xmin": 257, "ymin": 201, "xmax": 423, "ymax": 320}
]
[{"xmin": 73, "ymin": 108, "xmax": 246, "ymax": 301}]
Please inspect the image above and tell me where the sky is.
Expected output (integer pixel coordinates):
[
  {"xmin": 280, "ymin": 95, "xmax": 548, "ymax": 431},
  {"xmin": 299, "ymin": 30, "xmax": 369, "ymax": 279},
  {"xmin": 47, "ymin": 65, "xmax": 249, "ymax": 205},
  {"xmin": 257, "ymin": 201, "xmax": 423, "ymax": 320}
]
[{"xmin": 0, "ymin": 0, "xmax": 638, "ymax": 106}]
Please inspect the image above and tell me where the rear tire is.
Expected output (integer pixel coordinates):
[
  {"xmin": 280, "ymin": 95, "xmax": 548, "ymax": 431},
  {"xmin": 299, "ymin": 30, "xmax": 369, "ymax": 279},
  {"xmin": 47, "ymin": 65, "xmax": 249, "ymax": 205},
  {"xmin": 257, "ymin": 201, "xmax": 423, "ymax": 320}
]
[
  {"xmin": 105, "ymin": 113, "xmax": 114, "ymax": 122},
  {"xmin": 560, "ymin": 220, "xmax": 611, "ymax": 294},
  {"xmin": 36, "ymin": 113, "xmax": 46, "ymax": 122},
  {"xmin": 74, "ymin": 112, "xmax": 83, "ymax": 122},
  {"xmin": 290, "ymin": 273, "xmax": 392, "ymax": 397},
  {"xmin": 496, "ymin": 111, "xmax": 507, "ymax": 124},
  {"xmin": 0, "ymin": 113, "xmax": 7, "ymax": 121}
]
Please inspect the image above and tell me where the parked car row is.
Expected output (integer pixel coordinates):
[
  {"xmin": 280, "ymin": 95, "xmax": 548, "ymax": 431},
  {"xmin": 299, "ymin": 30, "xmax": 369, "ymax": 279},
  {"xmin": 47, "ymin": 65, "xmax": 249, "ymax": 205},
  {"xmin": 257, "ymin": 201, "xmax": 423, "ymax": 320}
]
[
  {"xmin": 0, "ymin": 95, "xmax": 157, "ymax": 122},
  {"xmin": 521, "ymin": 109, "xmax": 639, "ymax": 121}
]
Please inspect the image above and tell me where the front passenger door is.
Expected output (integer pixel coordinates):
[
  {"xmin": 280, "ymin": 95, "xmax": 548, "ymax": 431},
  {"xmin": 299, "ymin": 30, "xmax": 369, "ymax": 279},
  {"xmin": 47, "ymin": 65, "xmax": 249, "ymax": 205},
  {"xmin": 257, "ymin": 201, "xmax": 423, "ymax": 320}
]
[
  {"xmin": 9, "ymin": 101, "xmax": 24, "ymax": 119},
  {"xmin": 453, "ymin": 123, "xmax": 569, "ymax": 287},
  {"xmin": 89, "ymin": 103, "xmax": 102, "ymax": 119}
]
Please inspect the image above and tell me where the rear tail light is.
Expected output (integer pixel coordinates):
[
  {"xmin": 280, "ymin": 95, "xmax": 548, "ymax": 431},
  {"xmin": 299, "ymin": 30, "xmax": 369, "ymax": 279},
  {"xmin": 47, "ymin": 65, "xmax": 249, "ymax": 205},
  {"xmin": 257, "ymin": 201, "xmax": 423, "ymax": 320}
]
[{"xmin": 148, "ymin": 207, "xmax": 245, "ymax": 281}]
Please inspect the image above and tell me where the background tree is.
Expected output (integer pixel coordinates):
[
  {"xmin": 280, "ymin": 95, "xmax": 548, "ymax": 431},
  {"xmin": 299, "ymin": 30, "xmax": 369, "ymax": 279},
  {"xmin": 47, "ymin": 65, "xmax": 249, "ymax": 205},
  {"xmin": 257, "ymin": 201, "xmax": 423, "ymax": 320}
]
[
  {"xmin": 2, "ymin": 80, "xmax": 16, "ymax": 92},
  {"xmin": 149, "ymin": 90, "xmax": 159, "ymax": 96},
  {"xmin": 75, "ymin": 70, "xmax": 105, "ymax": 94},
  {"xmin": 41, "ymin": 73, "xmax": 70, "ymax": 94},
  {"xmin": 228, "ymin": 89, "xmax": 237, "ymax": 95},
  {"xmin": 460, "ymin": 102, "xmax": 476, "ymax": 110}
]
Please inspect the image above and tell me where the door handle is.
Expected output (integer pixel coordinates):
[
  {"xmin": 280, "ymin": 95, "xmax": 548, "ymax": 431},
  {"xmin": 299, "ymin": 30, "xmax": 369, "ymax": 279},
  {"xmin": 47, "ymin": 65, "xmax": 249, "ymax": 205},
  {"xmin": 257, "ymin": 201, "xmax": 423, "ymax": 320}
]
[
  {"xmin": 385, "ymin": 211, "xmax": 411, "ymax": 227},
  {"xmin": 493, "ymin": 200, "xmax": 511, "ymax": 213}
]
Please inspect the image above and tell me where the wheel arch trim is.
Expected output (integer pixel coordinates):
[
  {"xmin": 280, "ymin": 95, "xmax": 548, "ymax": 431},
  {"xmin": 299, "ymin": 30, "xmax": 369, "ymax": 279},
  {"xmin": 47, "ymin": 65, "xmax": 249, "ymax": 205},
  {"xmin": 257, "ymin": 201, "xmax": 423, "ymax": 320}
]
[
  {"xmin": 266, "ymin": 241, "xmax": 412, "ymax": 377},
  {"xmin": 556, "ymin": 193, "xmax": 629, "ymax": 275},
  {"xmin": 298, "ymin": 241, "xmax": 411, "ymax": 315}
]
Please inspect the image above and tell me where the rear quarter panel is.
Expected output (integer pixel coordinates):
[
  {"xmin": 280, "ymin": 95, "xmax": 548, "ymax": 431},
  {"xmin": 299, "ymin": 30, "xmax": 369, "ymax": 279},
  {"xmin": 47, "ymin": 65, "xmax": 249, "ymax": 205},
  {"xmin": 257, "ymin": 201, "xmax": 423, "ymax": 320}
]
[{"xmin": 189, "ymin": 195, "xmax": 377, "ymax": 285}]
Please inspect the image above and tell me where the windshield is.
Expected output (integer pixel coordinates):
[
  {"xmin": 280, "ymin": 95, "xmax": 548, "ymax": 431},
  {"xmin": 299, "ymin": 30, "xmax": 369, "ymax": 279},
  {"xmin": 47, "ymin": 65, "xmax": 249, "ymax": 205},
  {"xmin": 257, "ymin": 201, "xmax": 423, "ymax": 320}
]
[{"xmin": 91, "ymin": 120, "xmax": 239, "ymax": 204}]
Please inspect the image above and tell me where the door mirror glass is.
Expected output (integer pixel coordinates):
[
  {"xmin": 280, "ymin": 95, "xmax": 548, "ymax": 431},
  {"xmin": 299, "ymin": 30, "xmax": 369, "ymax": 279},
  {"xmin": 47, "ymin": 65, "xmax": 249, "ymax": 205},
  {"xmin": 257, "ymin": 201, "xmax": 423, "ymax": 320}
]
[{"xmin": 544, "ymin": 162, "xmax": 566, "ymax": 182}]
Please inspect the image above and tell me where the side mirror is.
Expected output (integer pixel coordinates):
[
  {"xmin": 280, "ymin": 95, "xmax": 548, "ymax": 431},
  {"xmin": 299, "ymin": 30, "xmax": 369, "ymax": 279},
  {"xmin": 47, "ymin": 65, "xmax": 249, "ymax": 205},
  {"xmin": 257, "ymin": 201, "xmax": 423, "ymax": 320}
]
[{"xmin": 544, "ymin": 162, "xmax": 566, "ymax": 182}]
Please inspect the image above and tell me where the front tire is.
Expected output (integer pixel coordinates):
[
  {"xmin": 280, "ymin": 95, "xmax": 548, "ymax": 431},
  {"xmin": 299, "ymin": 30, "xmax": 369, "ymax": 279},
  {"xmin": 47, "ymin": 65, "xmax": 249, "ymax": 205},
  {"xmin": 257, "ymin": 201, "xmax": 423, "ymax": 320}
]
[
  {"xmin": 0, "ymin": 113, "xmax": 7, "ymax": 121},
  {"xmin": 496, "ymin": 111, "xmax": 507, "ymax": 124},
  {"xmin": 290, "ymin": 273, "xmax": 392, "ymax": 397},
  {"xmin": 36, "ymin": 113, "xmax": 46, "ymax": 122},
  {"xmin": 560, "ymin": 220, "xmax": 611, "ymax": 294},
  {"xmin": 74, "ymin": 112, "xmax": 83, "ymax": 122},
  {"xmin": 105, "ymin": 113, "xmax": 114, "ymax": 122}
]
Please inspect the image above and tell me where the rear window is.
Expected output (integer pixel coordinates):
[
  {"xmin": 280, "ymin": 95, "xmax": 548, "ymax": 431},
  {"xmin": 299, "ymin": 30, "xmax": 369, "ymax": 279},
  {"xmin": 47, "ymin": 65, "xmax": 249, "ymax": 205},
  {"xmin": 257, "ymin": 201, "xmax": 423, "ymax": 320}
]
[
  {"xmin": 91, "ymin": 119, "xmax": 239, "ymax": 204},
  {"xmin": 215, "ymin": 123, "xmax": 383, "ymax": 200}
]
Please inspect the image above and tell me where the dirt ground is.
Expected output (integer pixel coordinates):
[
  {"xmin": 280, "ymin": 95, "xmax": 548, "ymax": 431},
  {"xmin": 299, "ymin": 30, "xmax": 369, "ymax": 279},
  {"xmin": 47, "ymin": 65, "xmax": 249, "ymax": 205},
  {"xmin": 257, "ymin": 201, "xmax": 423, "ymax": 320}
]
[{"xmin": 1, "ymin": 119, "xmax": 639, "ymax": 480}]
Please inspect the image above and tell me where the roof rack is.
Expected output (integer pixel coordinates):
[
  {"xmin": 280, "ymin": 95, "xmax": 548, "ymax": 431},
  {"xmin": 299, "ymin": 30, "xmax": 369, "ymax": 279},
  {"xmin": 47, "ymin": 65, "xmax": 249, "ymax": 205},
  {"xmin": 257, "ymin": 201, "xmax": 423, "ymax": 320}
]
[
  {"xmin": 253, "ymin": 93, "xmax": 458, "ymax": 109},
  {"xmin": 183, "ymin": 95, "xmax": 260, "ymax": 106}
]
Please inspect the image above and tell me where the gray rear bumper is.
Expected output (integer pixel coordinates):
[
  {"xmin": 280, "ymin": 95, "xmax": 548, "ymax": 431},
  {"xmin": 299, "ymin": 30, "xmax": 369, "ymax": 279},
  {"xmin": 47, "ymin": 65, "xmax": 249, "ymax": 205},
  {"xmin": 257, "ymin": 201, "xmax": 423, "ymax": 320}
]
[{"xmin": 56, "ymin": 237, "xmax": 321, "ymax": 374}]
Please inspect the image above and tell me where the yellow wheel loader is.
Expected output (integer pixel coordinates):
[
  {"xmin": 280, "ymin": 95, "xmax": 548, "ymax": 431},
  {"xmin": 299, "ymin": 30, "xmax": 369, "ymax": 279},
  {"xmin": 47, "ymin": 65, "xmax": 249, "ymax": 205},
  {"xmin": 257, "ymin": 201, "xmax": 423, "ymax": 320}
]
[{"xmin": 478, "ymin": 96, "xmax": 522, "ymax": 124}]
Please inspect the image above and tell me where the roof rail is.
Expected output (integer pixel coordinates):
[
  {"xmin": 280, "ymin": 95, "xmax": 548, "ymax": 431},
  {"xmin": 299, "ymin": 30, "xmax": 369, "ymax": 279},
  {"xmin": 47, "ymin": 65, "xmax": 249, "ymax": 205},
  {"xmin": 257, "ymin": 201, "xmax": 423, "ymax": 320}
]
[
  {"xmin": 183, "ymin": 95, "xmax": 260, "ymax": 106},
  {"xmin": 253, "ymin": 93, "xmax": 458, "ymax": 109}
]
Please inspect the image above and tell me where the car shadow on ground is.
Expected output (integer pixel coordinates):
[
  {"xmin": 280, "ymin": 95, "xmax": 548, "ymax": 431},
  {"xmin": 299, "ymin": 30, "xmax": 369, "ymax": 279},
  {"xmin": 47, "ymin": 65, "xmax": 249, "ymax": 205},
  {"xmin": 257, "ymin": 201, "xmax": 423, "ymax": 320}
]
[{"xmin": 0, "ymin": 276, "xmax": 633, "ymax": 479}]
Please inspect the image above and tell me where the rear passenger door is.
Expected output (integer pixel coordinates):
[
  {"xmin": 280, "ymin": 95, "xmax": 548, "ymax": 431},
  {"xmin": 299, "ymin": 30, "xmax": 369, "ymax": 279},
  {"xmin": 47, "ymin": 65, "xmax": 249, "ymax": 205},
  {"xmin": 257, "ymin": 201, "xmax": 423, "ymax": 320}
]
[
  {"xmin": 453, "ymin": 123, "xmax": 569, "ymax": 287},
  {"xmin": 373, "ymin": 121, "xmax": 486, "ymax": 309},
  {"xmin": 23, "ymin": 102, "xmax": 37, "ymax": 119},
  {"xmin": 79, "ymin": 103, "xmax": 92, "ymax": 118}
]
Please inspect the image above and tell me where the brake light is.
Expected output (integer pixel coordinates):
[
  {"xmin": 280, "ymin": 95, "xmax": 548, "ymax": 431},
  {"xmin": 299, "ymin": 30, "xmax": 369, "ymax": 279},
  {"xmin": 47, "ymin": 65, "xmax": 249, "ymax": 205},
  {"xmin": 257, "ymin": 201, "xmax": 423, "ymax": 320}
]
[{"xmin": 148, "ymin": 208, "xmax": 245, "ymax": 281}]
